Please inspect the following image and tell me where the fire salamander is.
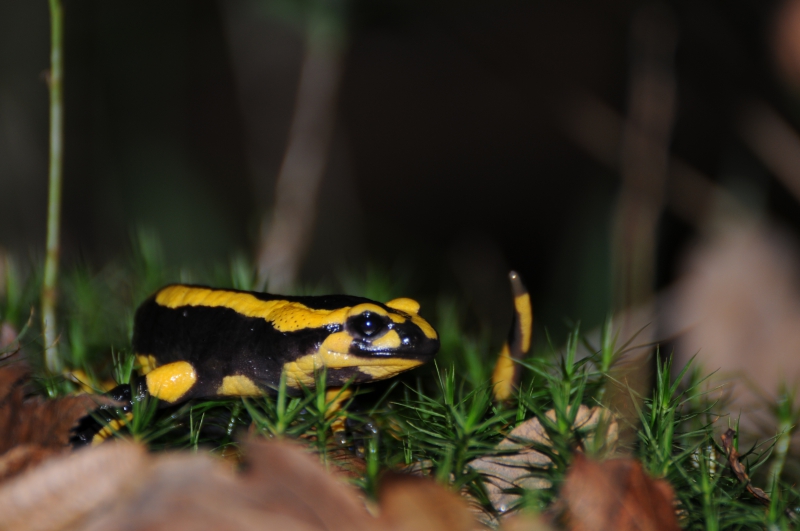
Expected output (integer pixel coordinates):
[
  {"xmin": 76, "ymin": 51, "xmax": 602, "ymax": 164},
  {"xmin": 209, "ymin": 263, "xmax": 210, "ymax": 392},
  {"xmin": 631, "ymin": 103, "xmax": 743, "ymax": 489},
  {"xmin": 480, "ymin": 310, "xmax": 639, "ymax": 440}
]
[{"xmin": 71, "ymin": 284, "xmax": 440, "ymax": 445}]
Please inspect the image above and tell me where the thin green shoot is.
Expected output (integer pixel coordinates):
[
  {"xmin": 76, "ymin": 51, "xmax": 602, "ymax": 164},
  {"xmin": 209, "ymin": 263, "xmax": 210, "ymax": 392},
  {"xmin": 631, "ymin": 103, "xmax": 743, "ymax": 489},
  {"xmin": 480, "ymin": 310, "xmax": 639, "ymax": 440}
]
[{"xmin": 42, "ymin": 0, "xmax": 65, "ymax": 378}]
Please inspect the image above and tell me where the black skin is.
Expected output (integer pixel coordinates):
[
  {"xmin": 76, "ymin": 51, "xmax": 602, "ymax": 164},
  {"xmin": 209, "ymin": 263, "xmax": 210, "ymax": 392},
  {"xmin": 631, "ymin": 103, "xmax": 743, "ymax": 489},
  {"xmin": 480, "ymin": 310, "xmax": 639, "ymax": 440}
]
[
  {"xmin": 69, "ymin": 379, "xmax": 148, "ymax": 446},
  {"xmin": 132, "ymin": 291, "xmax": 438, "ymax": 399}
]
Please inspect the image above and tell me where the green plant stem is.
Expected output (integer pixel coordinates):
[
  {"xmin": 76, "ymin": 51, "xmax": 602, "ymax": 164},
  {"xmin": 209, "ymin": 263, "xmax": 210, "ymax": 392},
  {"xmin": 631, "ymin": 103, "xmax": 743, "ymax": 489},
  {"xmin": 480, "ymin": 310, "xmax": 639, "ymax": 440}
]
[
  {"xmin": 43, "ymin": 0, "xmax": 64, "ymax": 376},
  {"xmin": 768, "ymin": 418, "xmax": 793, "ymax": 490}
]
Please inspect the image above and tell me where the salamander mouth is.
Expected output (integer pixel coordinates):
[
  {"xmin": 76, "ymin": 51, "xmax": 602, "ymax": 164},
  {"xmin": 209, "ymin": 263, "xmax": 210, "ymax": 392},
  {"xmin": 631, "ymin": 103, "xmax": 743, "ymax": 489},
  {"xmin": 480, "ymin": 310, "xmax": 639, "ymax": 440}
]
[
  {"xmin": 351, "ymin": 325, "xmax": 440, "ymax": 363},
  {"xmin": 351, "ymin": 344, "xmax": 439, "ymax": 363}
]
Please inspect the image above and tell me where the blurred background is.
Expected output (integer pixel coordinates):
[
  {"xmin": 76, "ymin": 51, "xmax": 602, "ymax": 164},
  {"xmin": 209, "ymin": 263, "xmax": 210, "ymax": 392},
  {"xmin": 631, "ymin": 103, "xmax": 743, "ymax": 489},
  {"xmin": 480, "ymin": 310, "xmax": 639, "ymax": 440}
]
[{"xmin": 5, "ymin": 0, "xmax": 800, "ymax": 423}]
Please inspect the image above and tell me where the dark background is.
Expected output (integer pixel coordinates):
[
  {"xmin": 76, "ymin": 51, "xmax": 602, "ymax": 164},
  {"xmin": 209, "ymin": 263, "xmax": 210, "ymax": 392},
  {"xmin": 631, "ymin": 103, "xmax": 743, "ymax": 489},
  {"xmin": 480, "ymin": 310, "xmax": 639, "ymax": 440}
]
[{"xmin": 1, "ymin": 0, "xmax": 797, "ymax": 339}]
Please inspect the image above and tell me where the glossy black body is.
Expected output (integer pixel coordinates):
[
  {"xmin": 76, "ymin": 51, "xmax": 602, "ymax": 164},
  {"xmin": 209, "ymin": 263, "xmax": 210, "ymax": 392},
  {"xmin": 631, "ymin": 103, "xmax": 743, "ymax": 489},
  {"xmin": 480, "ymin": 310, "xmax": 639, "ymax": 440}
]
[{"xmin": 133, "ymin": 287, "xmax": 439, "ymax": 398}]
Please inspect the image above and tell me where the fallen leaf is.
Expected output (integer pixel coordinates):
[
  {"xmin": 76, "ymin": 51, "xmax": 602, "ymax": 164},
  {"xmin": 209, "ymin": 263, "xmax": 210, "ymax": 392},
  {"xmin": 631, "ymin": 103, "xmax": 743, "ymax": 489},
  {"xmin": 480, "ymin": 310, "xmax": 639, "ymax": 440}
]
[
  {"xmin": 81, "ymin": 449, "xmax": 289, "ymax": 531},
  {"xmin": 0, "ymin": 362, "xmax": 29, "ymax": 455},
  {"xmin": 558, "ymin": 454, "xmax": 680, "ymax": 531},
  {"xmin": 11, "ymin": 395, "xmax": 114, "ymax": 450},
  {"xmin": 664, "ymin": 221, "xmax": 800, "ymax": 435},
  {"xmin": 0, "ymin": 362, "xmax": 114, "ymax": 456},
  {"xmin": 77, "ymin": 439, "xmax": 381, "ymax": 531},
  {"xmin": 378, "ymin": 472, "xmax": 478, "ymax": 531},
  {"xmin": 238, "ymin": 439, "xmax": 377, "ymax": 531},
  {"xmin": 327, "ymin": 446, "xmax": 368, "ymax": 481},
  {"xmin": 0, "ymin": 444, "xmax": 60, "ymax": 482},
  {"xmin": 0, "ymin": 442, "xmax": 148, "ymax": 531},
  {"xmin": 0, "ymin": 430, "xmax": 494, "ymax": 531},
  {"xmin": 501, "ymin": 513, "xmax": 556, "ymax": 531},
  {"xmin": 469, "ymin": 405, "xmax": 618, "ymax": 514},
  {"xmin": 0, "ymin": 361, "xmax": 119, "ymax": 484},
  {"xmin": 773, "ymin": 0, "xmax": 800, "ymax": 89}
]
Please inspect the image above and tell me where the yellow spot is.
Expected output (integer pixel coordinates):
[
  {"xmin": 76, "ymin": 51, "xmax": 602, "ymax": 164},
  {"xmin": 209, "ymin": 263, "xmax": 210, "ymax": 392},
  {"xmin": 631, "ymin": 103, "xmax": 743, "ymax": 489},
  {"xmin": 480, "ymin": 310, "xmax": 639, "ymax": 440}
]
[
  {"xmin": 386, "ymin": 298, "xmax": 420, "ymax": 314},
  {"xmin": 136, "ymin": 354, "xmax": 158, "ymax": 375},
  {"xmin": 216, "ymin": 375, "xmax": 263, "ymax": 396},
  {"xmin": 514, "ymin": 293, "xmax": 533, "ymax": 352},
  {"xmin": 282, "ymin": 331, "xmax": 423, "ymax": 388},
  {"xmin": 491, "ymin": 344, "xmax": 515, "ymax": 401},
  {"xmin": 370, "ymin": 330, "xmax": 402, "ymax": 350},
  {"xmin": 145, "ymin": 361, "xmax": 197, "ymax": 403},
  {"xmin": 91, "ymin": 412, "xmax": 134, "ymax": 446}
]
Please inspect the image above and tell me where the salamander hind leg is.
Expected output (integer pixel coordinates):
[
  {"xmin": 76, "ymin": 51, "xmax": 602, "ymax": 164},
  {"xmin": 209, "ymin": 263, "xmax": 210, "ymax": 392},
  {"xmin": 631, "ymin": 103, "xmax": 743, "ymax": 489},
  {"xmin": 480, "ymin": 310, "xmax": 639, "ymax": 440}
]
[
  {"xmin": 325, "ymin": 387, "xmax": 354, "ymax": 438},
  {"xmin": 70, "ymin": 379, "xmax": 148, "ymax": 447}
]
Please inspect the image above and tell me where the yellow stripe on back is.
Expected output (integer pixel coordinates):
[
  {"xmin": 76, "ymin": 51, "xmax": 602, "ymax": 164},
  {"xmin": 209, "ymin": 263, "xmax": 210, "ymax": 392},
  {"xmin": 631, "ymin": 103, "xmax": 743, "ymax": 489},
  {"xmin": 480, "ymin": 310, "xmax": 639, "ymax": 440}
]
[
  {"xmin": 155, "ymin": 286, "xmax": 438, "ymax": 339},
  {"xmin": 155, "ymin": 285, "xmax": 351, "ymax": 332}
]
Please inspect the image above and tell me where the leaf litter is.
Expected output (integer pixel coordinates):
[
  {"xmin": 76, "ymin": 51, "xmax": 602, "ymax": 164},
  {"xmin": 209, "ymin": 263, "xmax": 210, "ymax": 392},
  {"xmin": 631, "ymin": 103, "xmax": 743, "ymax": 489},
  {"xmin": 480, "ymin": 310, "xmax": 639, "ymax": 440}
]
[
  {"xmin": 0, "ymin": 354, "xmax": 676, "ymax": 531},
  {"xmin": 469, "ymin": 405, "xmax": 618, "ymax": 514},
  {"xmin": 556, "ymin": 453, "xmax": 681, "ymax": 531},
  {"xmin": 0, "ymin": 343, "xmax": 114, "ymax": 481}
]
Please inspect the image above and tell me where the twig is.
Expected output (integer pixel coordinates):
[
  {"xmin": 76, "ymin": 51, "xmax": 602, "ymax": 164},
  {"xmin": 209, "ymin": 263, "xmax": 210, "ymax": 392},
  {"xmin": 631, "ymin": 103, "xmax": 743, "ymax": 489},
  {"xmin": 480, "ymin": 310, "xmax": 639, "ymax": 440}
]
[
  {"xmin": 256, "ymin": 13, "xmax": 345, "ymax": 292},
  {"xmin": 612, "ymin": 3, "xmax": 678, "ymax": 311},
  {"xmin": 738, "ymin": 101, "xmax": 800, "ymax": 204},
  {"xmin": 42, "ymin": 0, "xmax": 65, "ymax": 376},
  {"xmin": 558, "ymin": 91, "xmax": 737, "ymax": 229},
  {"xmin": 720, "ymin": 427, "xmax": 796, "ymax": 521},
  {"xmin": 720, "ymin": 429, "xmax": 770, "ymax": 506}
]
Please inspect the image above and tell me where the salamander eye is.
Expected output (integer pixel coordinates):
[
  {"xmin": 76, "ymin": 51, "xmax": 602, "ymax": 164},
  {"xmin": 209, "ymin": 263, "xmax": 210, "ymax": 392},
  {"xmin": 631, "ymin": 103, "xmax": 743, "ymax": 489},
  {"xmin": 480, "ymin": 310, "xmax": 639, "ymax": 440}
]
[{"xmin": 349, "ymin": 312, "xmax": 386, "ymax": 338}]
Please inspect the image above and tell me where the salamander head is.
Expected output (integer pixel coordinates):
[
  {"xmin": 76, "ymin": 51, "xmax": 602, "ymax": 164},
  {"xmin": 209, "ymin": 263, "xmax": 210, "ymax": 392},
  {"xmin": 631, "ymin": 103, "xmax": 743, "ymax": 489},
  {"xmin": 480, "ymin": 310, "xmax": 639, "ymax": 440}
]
[{"xmin": 281, "ymin": 296, "xmax": 439, "ymax": 389}]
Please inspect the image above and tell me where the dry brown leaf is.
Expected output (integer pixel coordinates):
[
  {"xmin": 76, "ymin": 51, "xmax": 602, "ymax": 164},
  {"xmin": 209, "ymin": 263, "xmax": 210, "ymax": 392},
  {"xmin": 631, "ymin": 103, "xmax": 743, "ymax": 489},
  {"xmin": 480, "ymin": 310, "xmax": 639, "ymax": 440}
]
[
  {"xmin": 327, "ymin": 446, "xmax": 368, "ymax": 481},
  {"xmin": 558, "ymin": 454, "xmax": 680, "ymax": 531},
  {"xmin": 378, "ymin": 472, "xmax": 479, "ymax": 531},
  {"xmin": 0, "ymin": 442, "xmax": 148, "ymax": 531},
  {"xmin": 0, "ymin": 361, "xmax": 29, "ymax": 455},
  {"xmin": 238, "ymin": 439, "xmax": 378, "ymax": 531},
  {"xmin": 773, "ymin": 0, "xmax": 800, "ymax": 89},
  {"xmin": 0, "ymin": 353, "xmax": 492, "ymax": 531},
  {"xmin": 81, "ymin": 450, "xmax": 301, "ymax": 531},
  {"xmin": 0, "ymin": 434, "xmax": 491, "ymax": 531},
  {"xmin": 0, "ymin": 361, "xmax": 114, "ymax": 458},
  {"xmin": 1, "ymin": 419, "xmax": 386, "ymax": 531},
  {"xmin": 0, "ymin": 444, "xmax": 61, "ymax": 482},
  {"xmin": 0, "ymin": 362, "xmax": 99, "ymax": 483},
  {"xmin": 11, "ymin": 395, "xmax": 114, "ymax": 449},
  {"xmin": 664, "ymin": 220, "xmax": 800, "ymax": 434},
  {"xmin": 501, "ymin": 513, "xmax": 556, "ymax": 531},
  {"xmin": 469, "ymin": 405, "xmax": 618, "ymax": 514},
  {"xmin": 78, "ymin": 439, "xmax": 381, "ymax": 531}
]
